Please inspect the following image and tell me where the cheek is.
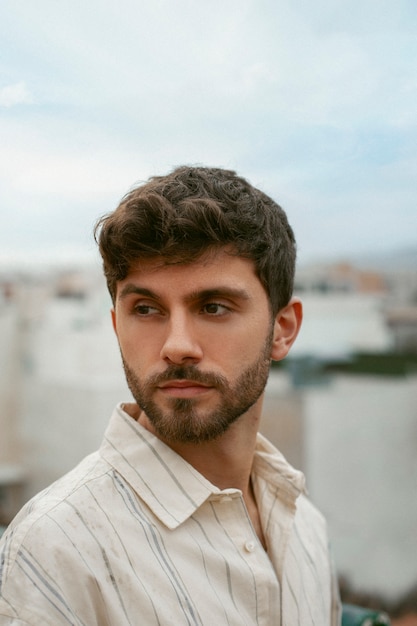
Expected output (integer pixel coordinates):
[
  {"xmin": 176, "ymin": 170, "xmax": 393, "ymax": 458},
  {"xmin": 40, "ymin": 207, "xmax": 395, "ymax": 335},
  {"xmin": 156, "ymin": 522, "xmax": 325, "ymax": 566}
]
[
  {"xmin": 116, "ymin": 327, "xmax": 153, "ymax": 365},
  {"xmin": 218, "ymin": 328, "xmax": 270, "ymax": 370},
  {"xmin": 122, "ymin": 340, "xmax": 155, "ymax": 366},
  {"xmin": 237, "ymin": 315, "xmax": 272, "ymax": 350}
]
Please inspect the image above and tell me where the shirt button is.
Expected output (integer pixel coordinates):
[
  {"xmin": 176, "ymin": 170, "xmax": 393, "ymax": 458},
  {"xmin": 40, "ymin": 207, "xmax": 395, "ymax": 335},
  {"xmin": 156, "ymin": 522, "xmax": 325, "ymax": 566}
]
[{"xmin": 244, "ymin": 540, "xmax": 256, "ymax": 553}]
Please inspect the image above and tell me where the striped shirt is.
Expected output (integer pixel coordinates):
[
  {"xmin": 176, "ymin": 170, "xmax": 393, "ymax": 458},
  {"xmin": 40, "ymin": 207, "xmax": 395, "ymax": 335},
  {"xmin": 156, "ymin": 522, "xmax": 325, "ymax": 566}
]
[{"xmin": 0, "ymin": 403, "xmax": 341, "ymax": 625}]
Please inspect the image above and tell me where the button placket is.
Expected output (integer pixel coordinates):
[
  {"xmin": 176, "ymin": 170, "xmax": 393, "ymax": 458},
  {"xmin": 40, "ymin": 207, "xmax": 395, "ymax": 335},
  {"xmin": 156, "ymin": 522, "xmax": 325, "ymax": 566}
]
[{"xmin": 244, "ymin": 540, "xmax": 256, "ymax": 553}]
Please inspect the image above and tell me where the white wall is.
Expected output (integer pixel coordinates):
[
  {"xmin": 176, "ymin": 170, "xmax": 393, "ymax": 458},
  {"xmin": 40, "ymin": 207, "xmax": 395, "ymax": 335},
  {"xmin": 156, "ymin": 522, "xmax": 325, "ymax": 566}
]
[
  {"xmin": 2, "ymin": 285, "xmax": 416, "ymax": 599},
  {"xmin": 303, "ymin": 373, "xmax": 417, "ymax": 598},
  {"xmin": 19, "ymin": 377, "xmax": 131, "ymax": 500},
  {"xmin": 292, "ymin": 293, "xmax": 392, "ymax": 358}
]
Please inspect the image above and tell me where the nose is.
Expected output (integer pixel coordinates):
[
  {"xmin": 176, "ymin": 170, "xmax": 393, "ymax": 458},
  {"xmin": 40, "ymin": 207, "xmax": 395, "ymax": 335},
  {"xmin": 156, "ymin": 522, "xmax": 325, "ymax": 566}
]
[{"xmin": 160, "ymin": 311, "xmax": 203, "ymax": 365}]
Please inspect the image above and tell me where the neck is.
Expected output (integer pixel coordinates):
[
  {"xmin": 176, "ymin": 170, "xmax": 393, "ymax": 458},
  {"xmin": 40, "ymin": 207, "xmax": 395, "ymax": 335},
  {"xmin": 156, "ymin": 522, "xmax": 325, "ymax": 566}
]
[
  {"xmin": 131, "ymin": 400, "xmax": 267, "ymax": 549},
  {"xmin": 168, "ymin": 426, "xmax": 257, "ymax": 493},
  {"xmin": 136, "ymin": 397, "xmax": 263, "ymax": 495},
  {"xmin": 172, "ymin": 423, "xmax": 267, "ymax": 550}
]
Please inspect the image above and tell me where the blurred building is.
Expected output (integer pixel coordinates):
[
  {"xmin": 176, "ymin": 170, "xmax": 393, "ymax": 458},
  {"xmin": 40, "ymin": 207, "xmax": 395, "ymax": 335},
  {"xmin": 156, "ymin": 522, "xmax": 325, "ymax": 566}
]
[
  {"xmin": 386, "ymin": 307, "xmax": 417, "ymax": 353},
  {"xmin": 1, "ymin": 257, "xmax": 417, "ymax": 599}
]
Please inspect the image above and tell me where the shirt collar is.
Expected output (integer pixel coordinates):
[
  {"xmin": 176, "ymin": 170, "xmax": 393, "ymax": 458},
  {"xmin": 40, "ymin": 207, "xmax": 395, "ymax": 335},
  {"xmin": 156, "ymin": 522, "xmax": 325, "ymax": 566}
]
[
  {"xmin": 252, "ymin": 432, "xmax": 307, "ymax": 502},
  {"xmin": 100, "ymin": 403, "xmax": 305, "ymax": 529}
]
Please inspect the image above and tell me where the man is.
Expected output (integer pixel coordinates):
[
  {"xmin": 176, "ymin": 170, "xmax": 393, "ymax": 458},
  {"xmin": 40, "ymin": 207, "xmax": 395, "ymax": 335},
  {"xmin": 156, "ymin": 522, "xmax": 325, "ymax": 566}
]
[{"xmin": 0, "ymin": 166, "xmax": 340, "ymax": 625}]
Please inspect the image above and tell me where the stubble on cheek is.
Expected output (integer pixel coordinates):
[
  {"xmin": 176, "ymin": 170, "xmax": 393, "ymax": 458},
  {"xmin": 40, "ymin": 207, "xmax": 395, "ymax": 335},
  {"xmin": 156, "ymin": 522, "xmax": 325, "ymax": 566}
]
[{"xmin": 120, "ymin": 329, "xmax": 273, "ymax": 444}]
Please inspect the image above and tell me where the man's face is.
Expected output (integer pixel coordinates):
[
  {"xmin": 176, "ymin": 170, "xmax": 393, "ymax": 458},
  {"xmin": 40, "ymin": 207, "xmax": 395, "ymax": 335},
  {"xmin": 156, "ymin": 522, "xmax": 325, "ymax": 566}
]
[{"xmin": 111, "ymin": 249, "xmax": 281, "ymax": 444}]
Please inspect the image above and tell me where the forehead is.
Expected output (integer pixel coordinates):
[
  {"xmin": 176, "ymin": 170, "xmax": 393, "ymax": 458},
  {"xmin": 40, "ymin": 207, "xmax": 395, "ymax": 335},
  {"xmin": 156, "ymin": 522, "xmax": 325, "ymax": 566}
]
[{"xmin": 116, "ymin": 249, "xmax": 266, "ymax": 298}]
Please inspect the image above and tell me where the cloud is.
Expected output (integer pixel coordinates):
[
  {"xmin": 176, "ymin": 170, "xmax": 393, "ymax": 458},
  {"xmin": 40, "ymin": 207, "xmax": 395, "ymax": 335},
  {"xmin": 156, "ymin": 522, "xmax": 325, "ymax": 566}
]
[
  {"xmin": 0, "ymin": 0, "xmax": 416, "ymax": 264},
  {"xmin": 0, "ymin": 81, "xmax": 33, "ymax": 107}
]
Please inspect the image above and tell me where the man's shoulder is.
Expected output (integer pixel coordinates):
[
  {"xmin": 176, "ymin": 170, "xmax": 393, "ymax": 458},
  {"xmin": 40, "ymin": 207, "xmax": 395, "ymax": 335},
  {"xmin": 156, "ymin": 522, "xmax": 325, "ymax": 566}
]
[
  {"xmin": 294, "ymin": 493, "xmax": 328, "ymax": 544},
  {"xmin": 1, "ymin": 451, "xmax": 113, "ymax": 559},
  {"xmin": 296, "ymin": 491, "xmax": 327, "ymax": 524}
]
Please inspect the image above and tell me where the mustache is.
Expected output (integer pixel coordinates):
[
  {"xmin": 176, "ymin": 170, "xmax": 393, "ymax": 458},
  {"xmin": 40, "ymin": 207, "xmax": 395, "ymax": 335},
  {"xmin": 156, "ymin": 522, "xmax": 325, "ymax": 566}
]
[{"xmin": 147, "ymin": 365, "xmax": 228, "ymax": 388}]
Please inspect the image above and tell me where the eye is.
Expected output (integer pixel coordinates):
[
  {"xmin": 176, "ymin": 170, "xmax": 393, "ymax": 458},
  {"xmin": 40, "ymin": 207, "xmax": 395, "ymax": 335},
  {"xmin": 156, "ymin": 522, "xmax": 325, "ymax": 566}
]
[
  {"xmin": 202, "ymin": 302, "xmax": 230, "ymax": 316},
  {"xmin": 134, "ymin": 303, "xmax": 161, "ymax": 316}
]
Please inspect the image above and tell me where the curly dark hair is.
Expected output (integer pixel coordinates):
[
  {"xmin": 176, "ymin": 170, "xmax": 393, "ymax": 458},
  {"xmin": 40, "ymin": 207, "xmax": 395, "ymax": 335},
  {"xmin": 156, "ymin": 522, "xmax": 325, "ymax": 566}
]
[{"xmin": 94, "ymin": 165, "xmax": 296, "ymax": 315}]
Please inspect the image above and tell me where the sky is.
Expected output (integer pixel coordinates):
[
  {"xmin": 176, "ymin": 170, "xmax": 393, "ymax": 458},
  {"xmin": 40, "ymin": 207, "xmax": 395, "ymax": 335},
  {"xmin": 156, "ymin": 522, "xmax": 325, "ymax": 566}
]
[{"xmin": 1, "ymin": 0, "xmax": 416, "ymax": 268}]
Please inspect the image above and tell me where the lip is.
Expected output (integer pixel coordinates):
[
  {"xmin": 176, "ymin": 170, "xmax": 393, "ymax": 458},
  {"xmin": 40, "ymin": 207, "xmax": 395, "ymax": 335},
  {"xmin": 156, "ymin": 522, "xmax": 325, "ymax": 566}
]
[{"xmin": 157, "ymin": 380, "xmax": 212, "ymax": 398}]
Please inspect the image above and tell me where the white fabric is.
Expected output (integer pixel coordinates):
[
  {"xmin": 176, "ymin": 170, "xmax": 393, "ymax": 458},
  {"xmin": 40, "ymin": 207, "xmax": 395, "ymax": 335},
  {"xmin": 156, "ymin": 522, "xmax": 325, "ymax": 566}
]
[{"xmin": 0, "ymin": 404, "xmax": 340, "ymax": 625}]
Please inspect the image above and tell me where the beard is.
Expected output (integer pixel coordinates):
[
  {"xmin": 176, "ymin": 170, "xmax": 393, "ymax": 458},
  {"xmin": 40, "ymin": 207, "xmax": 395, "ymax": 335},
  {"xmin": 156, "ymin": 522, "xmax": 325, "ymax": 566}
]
[{"xmin": 121, "ymin": 328, "xmax": 274, "ymax": 444}]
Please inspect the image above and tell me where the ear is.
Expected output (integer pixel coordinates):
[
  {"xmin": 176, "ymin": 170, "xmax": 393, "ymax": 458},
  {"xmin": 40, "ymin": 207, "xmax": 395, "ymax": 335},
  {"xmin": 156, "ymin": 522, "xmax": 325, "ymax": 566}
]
[
  {"xmin": 270, "ymin": 297, "xmax": 303, "ymax": 362},
  {"xmin": 111, "ymin": 308, "xmax": 117, "ymax": 335}
]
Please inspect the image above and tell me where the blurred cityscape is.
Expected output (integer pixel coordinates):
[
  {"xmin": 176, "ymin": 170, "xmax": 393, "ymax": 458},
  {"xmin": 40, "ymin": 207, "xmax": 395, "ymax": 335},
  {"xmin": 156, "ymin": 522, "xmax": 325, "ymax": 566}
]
[{"xmin": 1, "ymin": 246, "xmax": 416, "ymax": 607}]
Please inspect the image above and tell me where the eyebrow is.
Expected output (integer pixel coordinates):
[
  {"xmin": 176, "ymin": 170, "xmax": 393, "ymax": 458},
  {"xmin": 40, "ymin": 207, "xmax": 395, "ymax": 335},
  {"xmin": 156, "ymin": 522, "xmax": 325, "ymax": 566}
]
[
  {"xmin": 117, "ymin": 284, "xmax": 251, "ymax": 304},
  {"xmin": 186, "ymin": 288, "xmax": 251, "ymax": 303},
  {"xmin": 118, "ymin": 285, "xmax": 158, "ymax": 301}
]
